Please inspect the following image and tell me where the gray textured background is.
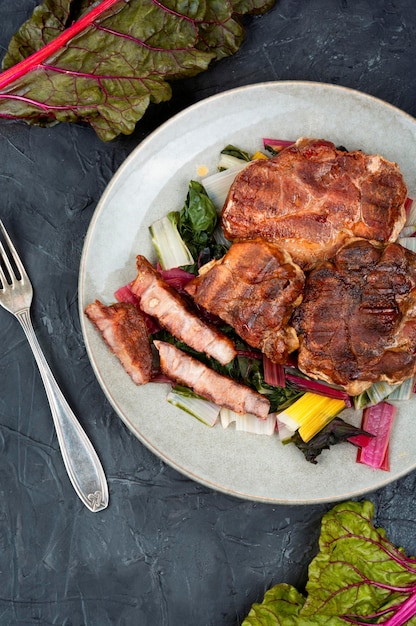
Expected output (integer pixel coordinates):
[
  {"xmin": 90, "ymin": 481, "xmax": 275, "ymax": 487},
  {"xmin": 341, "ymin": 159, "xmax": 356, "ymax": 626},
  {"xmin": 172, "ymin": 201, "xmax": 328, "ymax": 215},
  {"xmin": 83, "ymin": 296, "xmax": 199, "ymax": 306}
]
[{"xmin": 0, "ymin": 1, "xmax": 415, "ymax": 624}]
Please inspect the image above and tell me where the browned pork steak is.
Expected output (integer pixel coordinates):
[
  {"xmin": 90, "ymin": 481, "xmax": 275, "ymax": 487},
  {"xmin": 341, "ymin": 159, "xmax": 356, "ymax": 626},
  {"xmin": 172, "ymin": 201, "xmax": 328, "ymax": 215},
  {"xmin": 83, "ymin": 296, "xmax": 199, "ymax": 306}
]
[
  {"xmin": 85, "ymin": 300, "xmax": 153, "ymax": 385},
  {"xmin": 221, "ymin": 138, "xmax": 407, "ymax": 269},
  {"xmin": 292, "ymin": 238, "xmax": 416, "ymax": 395},
  {"xmin": 185, "ymin": 240, "xmax": 305, "ymax": 363}
]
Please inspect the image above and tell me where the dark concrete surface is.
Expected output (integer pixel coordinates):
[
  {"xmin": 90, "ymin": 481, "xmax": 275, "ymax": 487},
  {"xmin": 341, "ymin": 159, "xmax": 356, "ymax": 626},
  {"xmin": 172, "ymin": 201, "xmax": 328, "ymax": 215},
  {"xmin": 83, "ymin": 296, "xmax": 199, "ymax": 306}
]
[{"xmin": 0, "ymin": 1, "xmax": 415, "ymax": 624}]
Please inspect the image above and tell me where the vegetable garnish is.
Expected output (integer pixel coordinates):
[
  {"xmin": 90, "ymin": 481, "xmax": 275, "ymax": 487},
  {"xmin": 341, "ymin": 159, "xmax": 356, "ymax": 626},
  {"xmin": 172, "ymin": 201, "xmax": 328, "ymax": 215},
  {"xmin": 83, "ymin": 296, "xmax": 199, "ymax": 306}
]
[
  {"xmin": 108, "ymin": 139, "xmax": 416, "ymax": 469},
  {"xmin": 289, "ymin": 417, "xmax": 374, "ymax": 464},
  {"xmin": 149, "ymin": 215, "xmax": 194, "ymax": 271},
  {"xmin": 355, "ymin": 402, "xmax": 397, "ymax": 471},
  {"xmin": 0, "ymin": 0, "xmax": 275, "ymax": 140},
  {"xmin": 285, "ymin": 372, "xmax": 352, "ymax": 406},
  {"xmin": 220, "ymin": 408, "xmax": 277, "ymax": 436},
  {"xmin": 277, "ymin": 392, "xmax": 346, "ymax": 443},
  {"xmin": 150, "ymin": 180, "xmax": 228, "ymax": 274},
  {"xmin": 263, "ymin": 356, "xmax": 286, "ymax": 388},
  {"xmin": 262, "ymin": 138, "xmax": 295, "ymax": 154},
  {"xmin": 177, "ymin": 181, "xmax": 220, "ymax": 265},
  {"xmin": 242, "ymin": 500, "xmax": 416, "ymax": 626},
  {"xmin": 167, "ymin": 386, "xmax": 220, "ymax": 427}
]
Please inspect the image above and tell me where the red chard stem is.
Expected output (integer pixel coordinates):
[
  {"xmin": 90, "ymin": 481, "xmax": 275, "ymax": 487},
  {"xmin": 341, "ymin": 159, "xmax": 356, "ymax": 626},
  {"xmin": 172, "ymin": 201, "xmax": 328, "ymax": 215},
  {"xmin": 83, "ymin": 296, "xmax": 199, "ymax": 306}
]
[{"xmin": 0, "ymin": 0, "xmax": 124, "ymax": 91}]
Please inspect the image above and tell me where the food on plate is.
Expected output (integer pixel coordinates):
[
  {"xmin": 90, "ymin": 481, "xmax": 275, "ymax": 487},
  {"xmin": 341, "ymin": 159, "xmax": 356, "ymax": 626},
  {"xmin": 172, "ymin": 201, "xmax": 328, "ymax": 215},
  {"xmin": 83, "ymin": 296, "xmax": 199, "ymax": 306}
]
[
  {"xmin": 221, "ymin": 138, "xmax": 407, "ymax": 269},
  {"xmin": 184, "ymin": 239, "xmax": 305, "ymax": 363},
  {"xmin": 293, "ymin": 238, "xmax": 416, "ymax": 395},
  {"xmin": 85, "ymin": 300, "xmax": 153, "ymax": 385},
  {"xmin": 130, "ymin": 255, "xmax": 237, "ymax": 365},
  {"xmin": 154, "ymin": 340, "xmax": 270, "ymax": 419},
  {"xmin": 85, "ymin": 135, "xmax": 416, "ymax": 468}
]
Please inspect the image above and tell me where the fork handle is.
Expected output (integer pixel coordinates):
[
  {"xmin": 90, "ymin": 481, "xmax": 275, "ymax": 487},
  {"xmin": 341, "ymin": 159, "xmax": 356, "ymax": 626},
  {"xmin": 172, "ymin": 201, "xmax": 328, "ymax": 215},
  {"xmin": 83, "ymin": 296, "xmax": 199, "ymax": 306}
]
[{"xmin": 16, "ymin": 308, "xmax": 109, "ymax": 512}]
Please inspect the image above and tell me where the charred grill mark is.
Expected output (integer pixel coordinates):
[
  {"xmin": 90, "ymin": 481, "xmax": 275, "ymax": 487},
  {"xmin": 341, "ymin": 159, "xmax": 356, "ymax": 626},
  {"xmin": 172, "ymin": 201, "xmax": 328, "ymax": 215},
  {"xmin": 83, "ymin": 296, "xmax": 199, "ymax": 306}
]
[
  {"xmin": 221, "ymin": 138, "xmax": 407, "ymax": 269},
  {"xmin": 294, "ymin": 239, "xmax": 416, "ymax": 395}
]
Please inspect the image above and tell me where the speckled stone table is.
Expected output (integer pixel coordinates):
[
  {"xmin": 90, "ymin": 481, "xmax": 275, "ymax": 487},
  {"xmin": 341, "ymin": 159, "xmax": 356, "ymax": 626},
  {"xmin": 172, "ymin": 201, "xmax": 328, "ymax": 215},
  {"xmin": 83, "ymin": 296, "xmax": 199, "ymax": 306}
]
[{"xmin": 0, "ymin": 1, "xmax": 415, "ymax": 624}]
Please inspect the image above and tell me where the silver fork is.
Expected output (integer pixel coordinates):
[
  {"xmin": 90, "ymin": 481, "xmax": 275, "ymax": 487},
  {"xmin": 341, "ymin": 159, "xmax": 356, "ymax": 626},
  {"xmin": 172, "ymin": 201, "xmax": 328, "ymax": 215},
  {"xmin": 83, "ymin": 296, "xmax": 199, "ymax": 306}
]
[{"xmin": 0, "ymin": 220, "xmax": 108, "ymax": 512}]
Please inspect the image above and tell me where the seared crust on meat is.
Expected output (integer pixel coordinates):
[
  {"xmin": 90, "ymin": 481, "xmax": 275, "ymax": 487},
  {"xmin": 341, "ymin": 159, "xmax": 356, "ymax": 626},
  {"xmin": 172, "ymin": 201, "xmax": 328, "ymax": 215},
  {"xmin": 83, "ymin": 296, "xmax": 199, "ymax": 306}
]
[
  {"xmin": 185, "ymin": 240, "xmax": 304, "ymax": 363},
  {"xmin": 130, "ymin": 255, "xmax": 237, "ymax": 365},
  {"xmin": 154, "ymin": 340, "xmax": 270, "ymax": 419},
  {"xmin": 85, "ymin": 300, "xmax": 152, "ymax": 385},
  {"xmin": 292, "ymin": 238, "xmax": 416, "ymax": 395},
  {"xmin": 222, "ymin": 138, "xmax": 407, "ymax": 269}
]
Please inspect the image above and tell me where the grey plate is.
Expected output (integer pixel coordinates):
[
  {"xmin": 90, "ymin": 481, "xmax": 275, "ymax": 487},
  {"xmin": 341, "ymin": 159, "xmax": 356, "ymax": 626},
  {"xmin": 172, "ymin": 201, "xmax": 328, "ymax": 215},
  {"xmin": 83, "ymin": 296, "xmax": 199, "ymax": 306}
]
[{"xmin": 79, "ymin": 81, "xmax": 416, "ymax": 504}]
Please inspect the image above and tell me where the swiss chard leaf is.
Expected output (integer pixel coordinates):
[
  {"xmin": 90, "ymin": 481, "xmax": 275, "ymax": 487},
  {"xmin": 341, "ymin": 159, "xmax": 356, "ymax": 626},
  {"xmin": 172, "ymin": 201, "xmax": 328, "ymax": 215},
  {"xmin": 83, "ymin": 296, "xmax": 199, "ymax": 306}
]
[
  {"xmin": 242, "ymin": 500, "xmax": 416, "ymax": 626},
  {"xmin": 178, "ymin": 181, "xmax": 218, "ymax": 252},
  {"xmin": 172, "ymin": 180, "xmax": 228, "ymax": 269},
  {"xmin": 0, "ymin": 0, "xmax": 275, "ymax": 140},
  {"xmin": 289, "ymin": 417, "xmax": 373, "ymax": 465},
  {"xmin": 242, "ymin": 584, "xmax": 306, "ymax": 626},
  {"xmin": 221, "ymin": 144, "xmax": 252, "ymax": 161}
]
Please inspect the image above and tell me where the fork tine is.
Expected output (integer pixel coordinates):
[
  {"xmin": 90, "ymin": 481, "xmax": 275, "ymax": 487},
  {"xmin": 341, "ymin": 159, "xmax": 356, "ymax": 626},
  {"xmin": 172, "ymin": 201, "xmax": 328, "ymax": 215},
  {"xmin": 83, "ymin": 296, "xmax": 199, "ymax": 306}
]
[
  {"xmin": 0, "ymin": 220, "xmax": 27, "ymax": 282},
  {"xmin": 0, "ymin": 240, "xmax": 16, "ymax": 286},
  {"xmin": 0, "ymin": 242, "xmax": 9, "ymax": 287}
]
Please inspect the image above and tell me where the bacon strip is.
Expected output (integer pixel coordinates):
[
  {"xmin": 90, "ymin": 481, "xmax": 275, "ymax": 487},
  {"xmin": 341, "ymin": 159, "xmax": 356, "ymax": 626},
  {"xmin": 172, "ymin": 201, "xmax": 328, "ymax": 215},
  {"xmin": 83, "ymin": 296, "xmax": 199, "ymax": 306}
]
[
  {"xmin": 85, "ymin": 300, "xmax": 152, "ymax": 385},
  {"xmin": 154, "ymin": 340, "xmax": 270, "ymax": 419},
  {"xmin": 130, "ymin": 255, "xmax": 237, "ymax": 365}
]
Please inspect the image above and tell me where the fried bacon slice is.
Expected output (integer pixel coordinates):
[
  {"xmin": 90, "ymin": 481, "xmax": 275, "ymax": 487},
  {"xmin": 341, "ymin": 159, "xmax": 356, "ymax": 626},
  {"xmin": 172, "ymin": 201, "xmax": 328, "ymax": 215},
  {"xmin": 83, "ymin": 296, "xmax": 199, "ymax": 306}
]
[
  {"xmin": 154, "ymin": 340, "xmax": 270, "ymax": 419},
  {"xmin": 222, "ymin": 138, "xmax": 407, "ymax": 269},
  {"xmin": 85, "ymin": 300, "xmax": 152, "ymax": 385},
  {"xmin": 185, "ymin": 240, "xmax": 304, "ymax": 363},
  {"xmin": 292, "ymin": 238, "xmax": 416, "ymax": 395},
  {"xmin": 130, "ymin": 255, "xmax": 237, "ymax": 365}
]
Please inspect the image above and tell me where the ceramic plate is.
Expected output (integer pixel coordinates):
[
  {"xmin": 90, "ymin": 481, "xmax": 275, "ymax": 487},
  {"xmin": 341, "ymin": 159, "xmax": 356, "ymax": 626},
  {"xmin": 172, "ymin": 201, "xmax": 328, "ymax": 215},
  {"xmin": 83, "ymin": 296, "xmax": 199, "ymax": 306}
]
[{"xmin": 79, "ymin": 81, "xmax": 416, "ymax": 504}]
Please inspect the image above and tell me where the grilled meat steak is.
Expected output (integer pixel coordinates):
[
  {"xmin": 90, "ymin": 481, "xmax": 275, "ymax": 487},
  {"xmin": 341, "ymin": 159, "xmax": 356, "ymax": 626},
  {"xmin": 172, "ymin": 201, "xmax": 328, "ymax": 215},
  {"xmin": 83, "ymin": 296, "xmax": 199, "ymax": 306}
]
[
  {"xmin": 130, "ymin": 255, "xmax": 237, "ymax": 365},
  {"xmin": 222, "ymin": 138, "xmax": 407, "ymax": 269},
  {"xmin": 292, "ymin": 238, "xmax": 416, "ymax": 395},
  {"xmin": 154, "ymin": 340, "xmax": 270, "ymax": 418},
  {"xmin": 85, "ymin": 300, "xmax": 153, "ymax": 385},
  {"xmin": 185, "ymin": 240, "xmax": 305, "ymax": 363}
]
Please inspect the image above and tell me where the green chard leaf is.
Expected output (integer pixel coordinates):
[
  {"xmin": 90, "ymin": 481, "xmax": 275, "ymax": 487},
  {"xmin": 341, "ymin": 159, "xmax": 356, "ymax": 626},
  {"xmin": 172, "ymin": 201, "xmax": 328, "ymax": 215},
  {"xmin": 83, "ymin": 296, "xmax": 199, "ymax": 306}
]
[
  {"xmin": 242, "ymin": 500, "xmax": 416, "ymax": 626},
  {"xmin": 303, "ymin": 500, "xmax": 416, "ymax": 623},
  {"xmin": 178, "ymin": 180, "xmax": 218, "ymax": 256},
  {"xmin": 0, "ymin": 0, "xmax": 275, "ymax": 140},
  {"xmin": 170, "ymin": 180, "xmax": 228, "ymax": 269},
  {"xmin": 289, "ymin": 417, "xmax": 373, "ymax": 465},
  {"xmin": 221, "ymin": 143, "xmax": 253, "ymax": 161},
  {"xmin": 242, "ymin": 584, "xmax": 306, "ymax": 626}
]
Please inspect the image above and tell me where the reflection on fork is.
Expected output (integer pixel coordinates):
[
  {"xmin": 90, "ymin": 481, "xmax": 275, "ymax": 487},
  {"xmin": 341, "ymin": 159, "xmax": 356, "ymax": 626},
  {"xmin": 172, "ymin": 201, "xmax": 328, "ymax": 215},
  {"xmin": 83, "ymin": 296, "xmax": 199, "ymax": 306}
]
[{"xmin": 0, "ymin": 220, "xmax": 109, "ymax": 512}]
